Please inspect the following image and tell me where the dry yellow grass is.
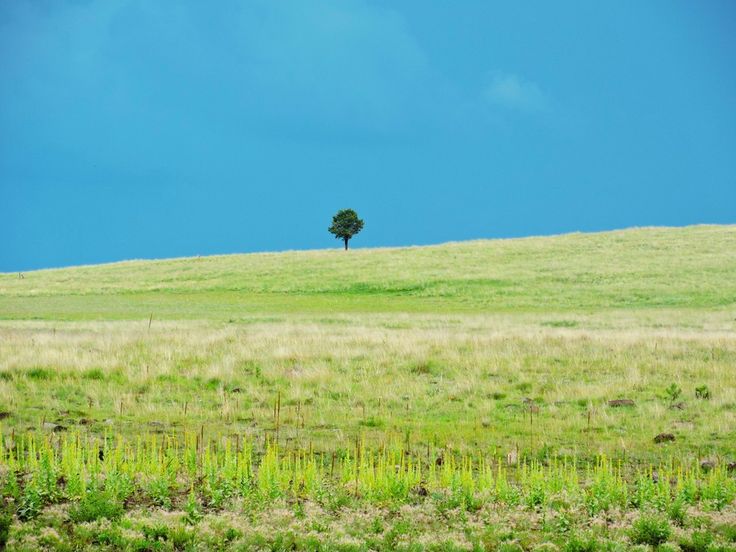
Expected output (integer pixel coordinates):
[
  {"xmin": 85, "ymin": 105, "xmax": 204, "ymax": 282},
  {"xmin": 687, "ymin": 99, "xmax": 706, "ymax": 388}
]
[{"xmin": 1, "ymin": 309, "xmax": 734, "ymax": 462}]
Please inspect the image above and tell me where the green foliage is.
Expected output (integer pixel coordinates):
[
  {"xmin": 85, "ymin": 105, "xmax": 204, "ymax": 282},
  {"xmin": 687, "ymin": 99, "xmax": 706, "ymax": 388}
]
[
  {"xmin": 668, "ymin": 497, "xmax": 687, "ymax": 526},
  {"xmin": 716, "ymin": 523, "xmax": 736, "ymax": 542},
  {"xmin": 69, "ymin": 489, "xmax": 124, "ymax": 522},
  {"xmin": 551, "ymin": 512, "xmax": 573, "ymax": 535},
  {"xmin": 26, "ymin": 367, "xmax": 54, "ymax": 380},
  {"xmin": 146, "ymin": 476, "xmax": 174, "ymax": 509},
  {"xmin": 82, "ymin": 368, "xmax": 106, "ymax": 380},
  {"xmin": 665, "ymin": 383, "xmax": 682, "ymax": 405},
  {"xmin": 679, "ymin": 530, "xmax": 713, "ymax": 552},
  {"xmin": 17, "ymin": 482, "xmax": 44, "ymax": 521},
  {"xmin": 630, "ymin": 514, "xmax": 671, "ymax": 546},
  {"xmin": 562, "ymin": 533, "xmax": 599, "ymax": 552},
  {"xmin": 328, "ymin": 208, "xmax": 364, "ymax": 249},
  {"xmin": 370, "ymin": 516, "xmax": 384, "ymax": 534},
  {"xmin": 184, "ymin": 488, "xmax": 203, "ymax": 525},
  {"xmin": 359, "ymin": 416, "xmax": 385, "ymax": 428},
  {"xmin": 0, "ymin": 509, "xmax": 11, "ymax": 549},
  {"xmin": 695, "ymin": 385, "xmax": 711, "ymax": 400},
  {"xmin": 497, "ymin": 543, "xmax": 524, "ymax": 552},
  {"xmin": 700, "ymin": 467, "xmax": 736, "ymax": 511}
]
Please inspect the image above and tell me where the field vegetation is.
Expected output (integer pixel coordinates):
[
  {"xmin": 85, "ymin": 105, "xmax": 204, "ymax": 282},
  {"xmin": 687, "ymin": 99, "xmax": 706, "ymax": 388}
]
[{"xmin": 0, "ymin": 225, "xmax": 735, "ymax": 550}]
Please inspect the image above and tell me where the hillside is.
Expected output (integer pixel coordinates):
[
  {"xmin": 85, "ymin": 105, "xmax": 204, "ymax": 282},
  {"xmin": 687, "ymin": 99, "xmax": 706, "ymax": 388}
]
[
  {"xmin": 1, "ymin": 225, "xmax": 735, "ymax": 320},
  {"xmin": 2, "ymin": 225, "xmax": 736, "ymax": 549}
]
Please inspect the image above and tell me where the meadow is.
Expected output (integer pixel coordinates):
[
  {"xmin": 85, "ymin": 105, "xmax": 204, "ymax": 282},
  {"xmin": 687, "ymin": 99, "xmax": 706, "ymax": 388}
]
[{"xmin": 0, "ymin": 225, "xmax": 735, "ymax": 550}]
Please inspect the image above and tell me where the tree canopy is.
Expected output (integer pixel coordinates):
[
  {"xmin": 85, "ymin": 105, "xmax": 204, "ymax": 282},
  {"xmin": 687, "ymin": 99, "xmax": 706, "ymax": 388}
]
[{"xmin": 328, "ymin": 209, "xmax": 364, "ymax": 250}]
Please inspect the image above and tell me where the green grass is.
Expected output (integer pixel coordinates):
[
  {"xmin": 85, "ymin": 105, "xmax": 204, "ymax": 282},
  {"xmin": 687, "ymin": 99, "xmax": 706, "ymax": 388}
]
[
  {"xmin": 1, "ymin": 225, "xmax": 735, "ymax": 549},
  {"xmin": 2, "ymin": 225, "xmax": 735, "ymax": 319}
]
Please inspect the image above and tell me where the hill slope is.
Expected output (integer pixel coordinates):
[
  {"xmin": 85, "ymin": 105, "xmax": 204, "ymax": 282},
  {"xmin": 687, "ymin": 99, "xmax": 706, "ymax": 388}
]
[{"xmin": 1, "ymin": 225, "xmax": 734, "ymax": 319}]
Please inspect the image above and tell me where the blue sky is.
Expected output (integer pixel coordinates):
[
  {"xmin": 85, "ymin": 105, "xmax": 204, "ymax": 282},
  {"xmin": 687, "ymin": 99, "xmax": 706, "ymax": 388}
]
[{"xmin": 1, "ymin": 1, "xmax": 735, "ymax": 271}]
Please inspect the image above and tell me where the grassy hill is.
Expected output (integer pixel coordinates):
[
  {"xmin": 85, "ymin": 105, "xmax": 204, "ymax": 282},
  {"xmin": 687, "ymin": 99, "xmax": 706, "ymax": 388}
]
[
  {"xmin": 1, "ymin": 225, "xmax": 735, "ymax": 320},
  {"xmin": 2, "ymin": 225, "xmax": 736, "ymax": 549}
]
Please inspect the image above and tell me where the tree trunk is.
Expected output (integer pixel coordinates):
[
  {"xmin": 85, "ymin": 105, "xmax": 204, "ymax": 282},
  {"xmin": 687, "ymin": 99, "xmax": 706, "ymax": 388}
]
[{"xmin": 344, "ymin": 237, "xmax": 349, "ymax": 250}]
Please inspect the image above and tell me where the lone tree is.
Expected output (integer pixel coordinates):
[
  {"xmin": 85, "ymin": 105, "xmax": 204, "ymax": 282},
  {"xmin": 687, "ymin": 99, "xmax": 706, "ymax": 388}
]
[{"xmin": 328, "ymin": 208, "xmax": 364, "ymax": 250}]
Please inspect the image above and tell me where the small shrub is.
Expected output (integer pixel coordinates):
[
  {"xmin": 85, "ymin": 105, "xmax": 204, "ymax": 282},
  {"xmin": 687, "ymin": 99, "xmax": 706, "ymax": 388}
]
[
  {"xmin": 82, "ymin": 368, "xmax": 106, "ymax": 380},
  {"xmin": 562, "ymin": 533, "xmax": 599, "ymax": 552},
  {"xmin": 69, "ymin": 490, "xmax": 124, "ymax": 522},
  {"xmin": 630, "ymin": 514, "xmax": 671, "ymax": 546},
  {"xmin": 665, "ymin": 383, "xmax": 682, "ymax": 405},
  {"xmin": 383, "ymin": 520, "xmax": 412, "ymax": 549},
  {"xmin": 17, "ymin": 484, "xmax": 44, "ymax": 521},
  {"xmin": 206, "ymin": 377, "xmax": 222, "ymax": 390},
  {"xmin": 551, "ymin": 512, "xmax": 573, "ymax": 535},
  {"xmin": 668, "ymin": 498, "xmax": 687, "ymax": 526},
  {"xmin": 91, "ymin": 526, "xmax": 125, "ymax": 547},
  {"xmin": 142, "ymin": 524, "xmax": 170, "ymax": 542},
  {"xmin": 370, "ymin": 517, "xmax": 384, "ymax": 534},
  {"xmin": 679, "ymin": 530, "xmax": 713, "ymax": 552},
  {"xmin": 223, "ymin": 527, "xmax": 242, "ymax": 542},
  {"xmin": 689, "ymin": 515, "xmax": 713, "ymax": 530},
  {"xmin": 146, "ymin": 476, "xmax": 173, "ymax": 509},
  {"xmin": 0, "ymin": 510, "xmax": 11, "ymax": 549},
  {"xmin": 525, "ymin": 484, "xmax": 547, "ymax": 508},
  {"xmin": 184, "ymin": 489, "xmax": 202, "ymax": 525},
  {"xmin": 169, "ymin": 527, "xmax": 196, "ymax": 549},
  {"xmin": 695, "ymin": 385, "xmax": 711, "ymax": 400}
]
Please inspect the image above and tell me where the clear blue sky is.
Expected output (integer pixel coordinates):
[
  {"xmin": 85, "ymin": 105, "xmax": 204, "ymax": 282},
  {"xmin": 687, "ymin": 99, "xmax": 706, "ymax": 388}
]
[{"xmin": 1, "ymin": 1, "xmax": 735, "ymax": 271}]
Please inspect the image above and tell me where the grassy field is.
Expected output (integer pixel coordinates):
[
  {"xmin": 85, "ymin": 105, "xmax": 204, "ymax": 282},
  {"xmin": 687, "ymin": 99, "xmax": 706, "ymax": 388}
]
[
  {"xmin": 2, "ymin": 225, "xmax": 735, "ymax": 318},
  {"xmin": 1, "ymin": 225, "xmax": 735, "ymax": 550}
]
